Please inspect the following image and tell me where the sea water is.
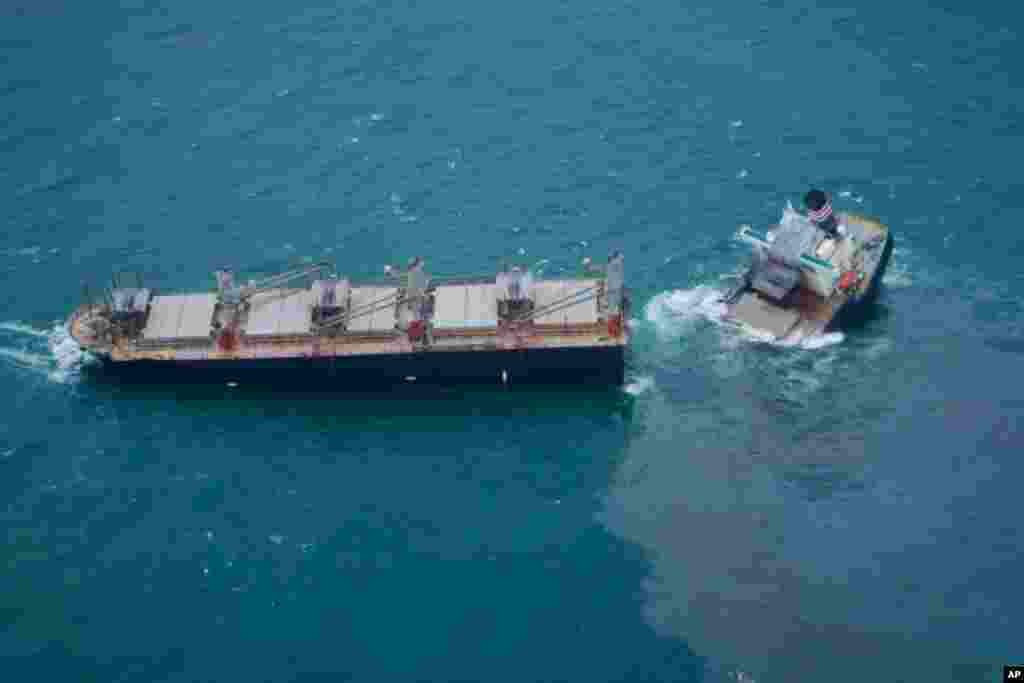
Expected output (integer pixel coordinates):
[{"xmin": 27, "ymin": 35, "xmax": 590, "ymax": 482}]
[{"xmin": 2, "ymin": 1, "xmax": 1022, "ymax": 681}]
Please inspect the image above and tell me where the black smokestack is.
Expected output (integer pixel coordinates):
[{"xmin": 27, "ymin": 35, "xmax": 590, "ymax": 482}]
[{"xmin": 804, "ymin": 188, "xmax": 839, "ymax": 238}]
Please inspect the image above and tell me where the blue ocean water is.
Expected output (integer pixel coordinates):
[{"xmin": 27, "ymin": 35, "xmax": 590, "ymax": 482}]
[{"xmin": 2, "ymin": 1, "xmax": 1023, "ymax": 681}]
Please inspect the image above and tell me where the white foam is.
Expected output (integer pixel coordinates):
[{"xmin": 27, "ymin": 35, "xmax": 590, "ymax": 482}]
[
  {"xmin": 0, "ymin": 321, "xmax": 50, "ymax": 338},
  {"xmin": 782, "ymin": 331, "xmax": 845, "ymax": 350},
  {"xmin": 801, "ymin": 331, "xmax": 845, "ymax": 349},
  {"xmin": 736, "ymin": 324, "xmax": 845, "ymax": 350},
  {"xmin": 644, "ymin": 286, "xmax": 729, "ymax": 340},
  {"xmin": 48, "ymin": 323, "xmax": 96, "ymax": 383},
  {"xmin": 644, "ymin": 286, "xmax": 844, "ymax": 351},
  {"xmin": 729, "ymin": 668, "xmax": 758, "ymax": 683},
  {"xmin": 0, "ymin": 347, "xmax": 50, "ymax": 369},
  {"xmin": 625, "ymin": 376, "xmax": 654, "ymax": 396},
  {"xmin": 0, "ymin": 322, "xmax": 98, "ymax": 383}
]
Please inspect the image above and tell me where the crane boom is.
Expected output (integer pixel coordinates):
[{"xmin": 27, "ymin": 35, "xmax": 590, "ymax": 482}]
[{"xmin": 218, "ymin": 261, "xmax": 332, "ymax": 304}]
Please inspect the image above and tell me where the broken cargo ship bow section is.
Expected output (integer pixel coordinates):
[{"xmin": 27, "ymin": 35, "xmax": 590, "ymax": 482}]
[{"xmin": 69, "ymin": 253, "xmax": 630, "ymax": 386}]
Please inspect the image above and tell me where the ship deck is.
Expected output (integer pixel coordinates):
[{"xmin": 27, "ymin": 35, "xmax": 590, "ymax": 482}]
[{"xmin": 72, "ymin": 277, "xmax": 626, "ymax": 364}]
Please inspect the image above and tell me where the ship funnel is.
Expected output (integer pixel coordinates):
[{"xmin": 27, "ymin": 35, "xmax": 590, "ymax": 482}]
[{"xmin": 804, "ymin": 188, "xmax": 839, "ymax": 238}]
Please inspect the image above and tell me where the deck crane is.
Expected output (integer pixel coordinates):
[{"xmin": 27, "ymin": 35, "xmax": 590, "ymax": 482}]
[
  {"xmin": 212, "ymin": 261, "xmax": 332, "ymax": 350},
  {"xmin": 312, "ymin": 258, "xmax": 432, "ymax": 343}
]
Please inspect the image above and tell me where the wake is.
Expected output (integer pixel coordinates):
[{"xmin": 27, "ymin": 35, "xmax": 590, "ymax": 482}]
[
  {"xmin": 642, "ymin": 285, "xmax": 845, "ymax": 351},
  {"xmin": 0, "ymin": 320, "xmax": 95, "ymax": 383}
]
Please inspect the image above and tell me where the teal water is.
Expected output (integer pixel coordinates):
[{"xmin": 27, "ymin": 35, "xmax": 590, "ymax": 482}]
[{"xmin": 3, "ymin": 1, "xmax": 1023, "ymax": 681}]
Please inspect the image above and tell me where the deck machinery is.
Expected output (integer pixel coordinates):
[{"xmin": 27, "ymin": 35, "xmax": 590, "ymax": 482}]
[{"xmin": 68, "ymin": 253, "xmax": 629, "ymax": 385}]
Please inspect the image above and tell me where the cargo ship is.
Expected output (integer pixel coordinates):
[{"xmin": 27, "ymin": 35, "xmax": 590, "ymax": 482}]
[
  {"xmin": 68, "ymin": 252, "xmax": 629, "ymax": 386},
  {"xmin": 723, "ymin": 191, "xmax": 894, "ymax": 343}
]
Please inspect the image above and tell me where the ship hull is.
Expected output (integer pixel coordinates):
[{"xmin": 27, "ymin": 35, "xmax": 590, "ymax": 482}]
[
  {"xmin": 88, "ymin": 343, "xmax": 626, "ymax": 387},
  {"xmin": 828, "ymin": 230, "xmax": 894, "ymax": 330}
]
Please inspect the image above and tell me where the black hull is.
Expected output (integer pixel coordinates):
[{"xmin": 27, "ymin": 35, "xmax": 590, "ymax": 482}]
[
  {"xmin": 828, "ymin": 230, "xmax": 895, "ymax": 330},
  {"xmin": 90, "ymin": 344, "xmax": 626, "ymax": 388}
]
